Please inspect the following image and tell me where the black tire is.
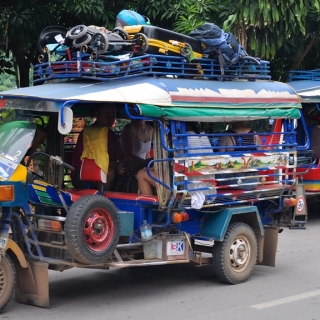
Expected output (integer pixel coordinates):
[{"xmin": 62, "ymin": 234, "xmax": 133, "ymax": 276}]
[
  {"xmin": 90, "ymin": 32, "xmax": 109, "ymax": 55},
  {"xmin": 112, "ymin": 27, "xmax": 130, "ymax": 40},
  {"xmin": 65, "ymin": 195, "xmax": 120, "ymax": 264},
  {"xmin": 68, "ymin": 25, "xmax": 88, "ymax": 39},
  {"xmin": 0, "ymin": 254, "xmax": 16, "ymax": 311},
  {"xmin": 73, "ymin": 33, "xmax": 92, "ymax": 48},
  {"xmin": 212, "ymin": 222, "xmax": 257, "ymax": 284},
  {"xmin": 132, "ymin": 33, "xmax": 149, "ymax": 54}
]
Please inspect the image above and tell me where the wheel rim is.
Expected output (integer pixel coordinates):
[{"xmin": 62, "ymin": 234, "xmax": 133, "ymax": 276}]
[
  {"xmin": 112, "ymin": 28, "xmax": 129, "ymax": 40},
  {"xmin": 133, "ymin": 34, "xmax": 148, "ymax": 53},
  {"xmin": 92, "ymin": 34, "xmax": 108, "ymax": 53},
  {"xmin": 83, "ymin": 207, "xmax": 114, "ymax": 252},
  {"xmin": 71, "ymin": 26, "xmax": 85, "ymax": 37},
  {"xmin": 0, "ymin": 264, "xmax": 6, "ymax": 298},
  {"xmin": 229, "ymin": 236, "xmax": 251, "ymax": 272}
]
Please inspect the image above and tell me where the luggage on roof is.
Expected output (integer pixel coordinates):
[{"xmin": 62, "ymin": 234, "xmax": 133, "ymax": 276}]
[
  {"xmin": 189, "ymin": 22, "xmax": 259, "ymax": 70},
  {"xmin": 116, "ymin": 10, "xmax": 150, "ymax": 27}
]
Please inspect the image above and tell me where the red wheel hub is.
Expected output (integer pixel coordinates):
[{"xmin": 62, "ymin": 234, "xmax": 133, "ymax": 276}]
[{"xmin": 83, "ymin": 207, "xmax": 114, "ymax": 251}]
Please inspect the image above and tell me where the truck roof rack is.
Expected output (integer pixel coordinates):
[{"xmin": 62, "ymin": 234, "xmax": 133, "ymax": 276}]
[
  {"xmin": 288, "ymin": 69, "xmax": 320, "ymax": 81},
  {"xmin": 33, "ymin": 54, "xmax": 271, "ymax": 84}
]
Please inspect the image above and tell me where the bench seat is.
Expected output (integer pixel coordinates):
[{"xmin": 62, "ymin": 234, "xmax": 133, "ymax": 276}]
[{"xmin": 65, "ymin": 189, "xmax": 159, "ymax": 205}]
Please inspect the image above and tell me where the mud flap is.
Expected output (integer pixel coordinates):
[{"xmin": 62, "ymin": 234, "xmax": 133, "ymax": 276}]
[
  {"xmin": 15, "ymin": 260, "xmax": 49, "ymax": 308},
  {"xmin": 256, "ymin": 226, "xmax": 279, "ymax": 267}
]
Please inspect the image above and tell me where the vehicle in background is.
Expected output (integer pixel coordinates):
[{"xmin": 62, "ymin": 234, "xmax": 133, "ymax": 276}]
[{"xmin": 287, "ymin": 71, "xmax": 320, "ymax": 212}]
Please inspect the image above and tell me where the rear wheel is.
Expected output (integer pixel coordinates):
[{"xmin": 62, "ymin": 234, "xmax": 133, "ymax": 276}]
[
  {"xmin": 112, "ymin": 27, "xmax": 130, "ymax": 40},
  {"xmin": 65, "ymin": 195, "xmax": 120, "ymax": 264},
  {"xmin": 91, "ymin": 32, "xmax": 109, "ymax": 54},
  {"xmin": 212, "ymin": 222, "xmax": 257, "ymax": 284},
  {"xmin": 132, "ymin": 33, "xmax": 149, "ymax": 54},
  {"xmin": 0, "ymin": 254, "xmax": 16, "ymax": 311},
  {"xmin": 73, "ymin": 33, "xmax": 92, "ymax": 48}
]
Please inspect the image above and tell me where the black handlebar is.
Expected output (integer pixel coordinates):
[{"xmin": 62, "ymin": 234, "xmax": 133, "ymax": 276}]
[
  {"xmin": 27, "ymin": 152, "xmax": 75, "ymax": 171},
  {"xmin": 50, "ymin": 156, "xmax": 75, "ymax": 171}
]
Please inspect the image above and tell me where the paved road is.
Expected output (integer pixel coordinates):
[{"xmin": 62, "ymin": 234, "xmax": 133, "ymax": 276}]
[{"xmin": 2, "ymin": 213, "xmax": 320, "ymax": 320}]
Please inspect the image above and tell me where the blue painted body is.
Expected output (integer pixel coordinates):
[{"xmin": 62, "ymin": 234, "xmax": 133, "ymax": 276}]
[
  {"xmin": 200, "ymin": 206, "xmax": 264, "ymax": 241},
  {"xmin": 0, "ymin": 181, "xmax": 29, "ymax": 207}
]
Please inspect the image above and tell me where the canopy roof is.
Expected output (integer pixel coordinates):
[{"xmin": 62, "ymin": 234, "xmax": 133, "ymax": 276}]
[
  {"xmin": 287, "ymin": 80, "xmax": 320, "ymax": 103},
  {"xmin": 1, "ymin": 77, "xmax": 301, "ymax": 120}
]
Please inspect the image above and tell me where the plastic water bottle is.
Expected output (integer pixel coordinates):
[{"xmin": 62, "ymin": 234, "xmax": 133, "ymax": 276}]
[{"xmin": 140, "ymin": 220, "xmax": 156, "ymax": 260}]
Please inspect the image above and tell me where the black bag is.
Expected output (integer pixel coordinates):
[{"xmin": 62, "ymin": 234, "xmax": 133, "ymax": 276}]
[{"xmin": 189, "ymin": 22, "xmax": 259, "ymax": 66}]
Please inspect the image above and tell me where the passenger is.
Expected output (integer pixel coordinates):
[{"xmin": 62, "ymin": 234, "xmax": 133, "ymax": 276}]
[
  {"xmin": 119, "ymin": 119, "xmax": 155, "ymax": 194},
  {"xmin": 71, "ymin": 104, "xmax": 125, "ymax": 191},
  {"xmin": 217, "ymin": 121, "xmax": 261, "ymax": 190},
  {"xmin": 218, "ymin": 121, "xmax": 261, "ymax": 152},
  {"xmin": 120, "ymin": 119, "xmax": 153, "ymax": 170},
  {"xmin": 186, "ymin": 122, "xmax": 213, "ymax": 154}
]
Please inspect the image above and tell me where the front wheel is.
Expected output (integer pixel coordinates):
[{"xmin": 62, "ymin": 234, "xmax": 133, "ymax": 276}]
[
  {"xmin": 0, "ymin": 254, "xmax": 16, "ymax": 311},
  {"xmin": 65, "ymin": 195, "xmax": 120, "ymax": 264},
  {"xmin": 68, "ymin": 25, "xmax": 87, "ymax": 39},
  {"xmin": 212, "ymin": 222, "xmax": 257, "ymax": 284}
]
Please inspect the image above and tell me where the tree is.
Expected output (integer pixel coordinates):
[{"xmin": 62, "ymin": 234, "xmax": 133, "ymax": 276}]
[
  {"xmin": 2, "ymin": 0, "xmax": 320, "ymax": 86},
  {"xmin": 218, "ymin": 0, "xmax": 320, "ymax": 79},
  {"xmin": 135, "ymin": 0, "xmax": 225, "ymax": 32},
  {"xmin": 0, "ymin": 0, "xmax": 134, "ymax": 88}
]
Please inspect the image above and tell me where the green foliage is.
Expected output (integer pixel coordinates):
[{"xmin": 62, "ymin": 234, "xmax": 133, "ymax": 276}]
[
  {"xmin": 220, "ymin": 0, "xmax": 320, "ymax": 61},
  {"xmin": 2, "ymin": 0, "xmax": 320, "ymax": 85},
  {"xmin": 135, "ymin": 0, "xmax": 224, "ymax": 33},
  {"xmin": 0, "ymin": 73, "xmax": 16, "ymax": 92}
]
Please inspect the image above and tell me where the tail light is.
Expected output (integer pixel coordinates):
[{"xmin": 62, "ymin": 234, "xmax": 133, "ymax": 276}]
[
  {"xmin": 283, "ymin": 197, "xmax": 297, "ymax": 207},
  {"xmin": 38, "ymin": 219, "xmax": 62, "ymax": 232}
]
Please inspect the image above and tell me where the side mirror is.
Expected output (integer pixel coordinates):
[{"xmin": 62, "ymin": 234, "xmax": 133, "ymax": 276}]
[{"xmin": 58, "ymin": 106, "xmax": 73, "ymax": 134}]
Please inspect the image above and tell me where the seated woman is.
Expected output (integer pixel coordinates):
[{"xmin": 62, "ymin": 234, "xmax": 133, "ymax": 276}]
[{"xmin": 119, "ymin": 119, "xmax": 155, "ymax": 194}]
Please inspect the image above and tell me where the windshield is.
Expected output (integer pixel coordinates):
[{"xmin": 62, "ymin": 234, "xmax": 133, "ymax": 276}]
[{"xmin": 0, "ymin": 109, "xmax": 36, "ymax": 180}]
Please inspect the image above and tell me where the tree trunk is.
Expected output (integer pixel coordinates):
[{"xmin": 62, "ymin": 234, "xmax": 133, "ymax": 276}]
[
  {"xmin": 9, "ymin": 41, "xmax": 31, "ymax": 88},
  {"xmin": 292, "ymin": 37, "xmax": 319, "ymax": 70}
]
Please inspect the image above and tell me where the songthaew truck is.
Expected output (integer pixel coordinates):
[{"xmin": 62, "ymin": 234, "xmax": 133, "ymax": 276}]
[{"xmin": 0, "ymin": 49, "xmax": 309, "ymax": 310}]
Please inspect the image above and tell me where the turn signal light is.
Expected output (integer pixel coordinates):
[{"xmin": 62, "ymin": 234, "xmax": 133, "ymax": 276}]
[
  {"xmin": 38, "ymin": 219, "xmax": 62, "ymax": 232},
  {"xmin": 172, "ymin": 211, "xmax": 190, "ymax": 223},
  {"xmin": 172, "ymin": 212, "xmax": 183, "ymax": 223},
  {"xmin": 283, "ymin": 197, "xmax": 297, "ymax": 207},
  {"xmin": 0, "ymin": 186, "xmax": 14, "ymax": 201}
]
